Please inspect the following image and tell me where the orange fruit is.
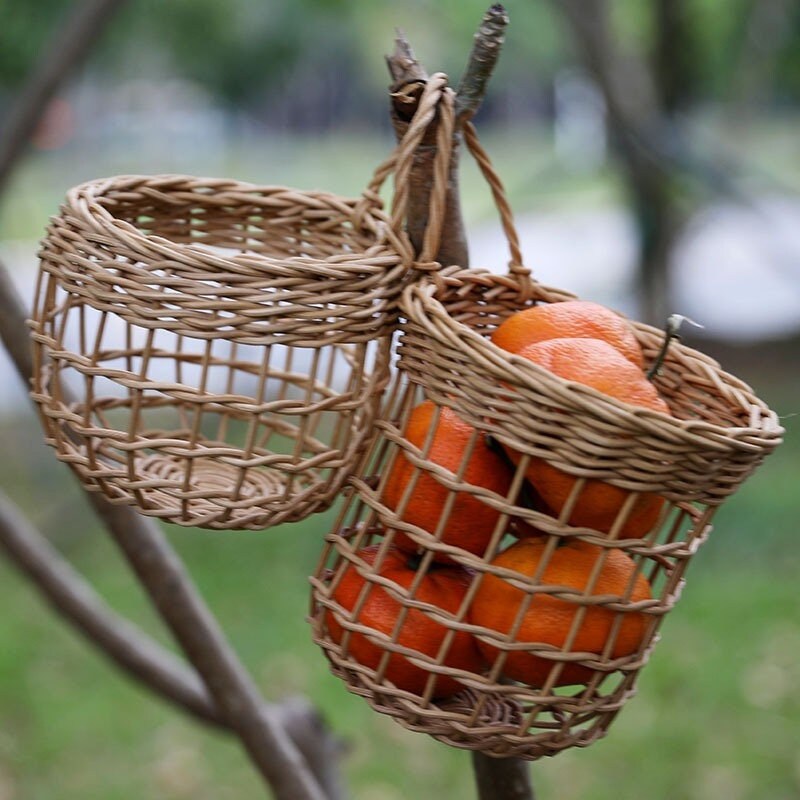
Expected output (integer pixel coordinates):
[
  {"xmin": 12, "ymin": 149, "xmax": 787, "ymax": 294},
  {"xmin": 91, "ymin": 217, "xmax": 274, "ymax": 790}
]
[
  {"xmin": 471, "ymin": 536, "xmax": 652, "ymax": 687},
  {"xmin": 325, "ymin": 544, "xmax": 484, "ymax": 697},
  {"xmin": 491, "ymin": 300, "xmax": 644, "ymax": 368},
  {"xmin": 511, "ymin": 337, "xmax": 670, "ymax": 537},
  {"xmin": 383, "ymin": 400, "xmax": 514, "ymax": 559}
]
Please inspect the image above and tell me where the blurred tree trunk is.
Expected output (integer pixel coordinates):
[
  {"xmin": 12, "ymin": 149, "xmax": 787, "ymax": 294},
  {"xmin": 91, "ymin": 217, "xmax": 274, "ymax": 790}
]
[
  {"xmin": 553, "ymin": 0, "xmax": 698, "ymax": 326},
  {"xmin": 653, "ymin": 0, "xmax": 696, "ymax": 116},
  {"xmin": 729, "ymin": 0, "xmax": 796, "ymax": 125}
]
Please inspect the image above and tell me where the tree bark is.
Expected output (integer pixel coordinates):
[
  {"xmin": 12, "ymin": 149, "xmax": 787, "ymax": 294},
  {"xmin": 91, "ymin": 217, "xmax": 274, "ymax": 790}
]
[
  {"xmin": 471, "ymin": 752, "xmax": 535, "ymax": 800},
  {"xmin": 0, "ymin": 0, "xmax": 128, "ymax": 196},
  {"xmin": 0, "ymin": 489, "xmax": 222, "ymax": 728},
  {"xmin": 387, "ymin": 34, "xmax": 469, "ymax": 268}
]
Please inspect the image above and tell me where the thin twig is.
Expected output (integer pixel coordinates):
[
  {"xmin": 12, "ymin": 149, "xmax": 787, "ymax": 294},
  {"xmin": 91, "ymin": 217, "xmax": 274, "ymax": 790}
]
[
  {"xmin": 0, "ymin": 0, "xmax": 128, "ymax": 196},
  {"xmin": 455, "ymin": 4, "xmax": 510, "ymax": 123},
  {"xmin": 0, "ymin": 490, "xmax": 223, "ymax": 728},
  {"xmin": 646, "ymin": 314, "xmax": 704, "ymax": 380}
]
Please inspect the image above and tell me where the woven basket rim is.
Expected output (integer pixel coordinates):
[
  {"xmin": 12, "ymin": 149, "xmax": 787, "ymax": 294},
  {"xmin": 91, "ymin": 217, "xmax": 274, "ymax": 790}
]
[
  {"xmin": 58, "ymin": 173, "xmax": 409, "ymax": 278},
  {"xmin": 400, "ymin": 270, "xmax": 784, "ymax": 454}
]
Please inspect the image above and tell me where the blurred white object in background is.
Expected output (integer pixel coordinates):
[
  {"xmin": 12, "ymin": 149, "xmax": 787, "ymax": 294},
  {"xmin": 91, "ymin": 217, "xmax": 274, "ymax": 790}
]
[
  {"xmin": 470, "ymin": 195, "xmax": 800, "ymax": 340},
  {"xmin": 553, "ymin": 69, "xmax": 607, "ymax": 174}
]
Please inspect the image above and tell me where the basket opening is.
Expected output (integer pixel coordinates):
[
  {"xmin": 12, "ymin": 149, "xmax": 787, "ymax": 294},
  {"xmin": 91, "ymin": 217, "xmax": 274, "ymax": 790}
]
[
  {"xmin": 418, "ymin": 276, "xmax": 776, "ymax": 435},
  {"xmin": 102, "ymin": 190, "xmax": 376, "ymax": 262}
]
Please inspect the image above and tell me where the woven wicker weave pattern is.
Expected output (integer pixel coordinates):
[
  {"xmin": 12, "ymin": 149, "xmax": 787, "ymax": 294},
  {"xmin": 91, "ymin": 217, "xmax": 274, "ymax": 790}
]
[
  {"xmin": 41, "ymin": 175, "xmax": 410, "ymax": 346},
  {"xmin": 399, "ymin": 271, "xmax": 782, "ymax": 506},
  {"xmin": 310, "ymin": 362, "xmax": 714, "ymax": 758},
  {"xmin": 29, "ymin": 174, "xmax": 407, "ymax": 529},
  {"xmin": 309, "ymin": 72, "xmax": 782, "ymax": 757},
  {"xmin": 310, "ymin": 269, "xmax": 781, "ymax": 756}
]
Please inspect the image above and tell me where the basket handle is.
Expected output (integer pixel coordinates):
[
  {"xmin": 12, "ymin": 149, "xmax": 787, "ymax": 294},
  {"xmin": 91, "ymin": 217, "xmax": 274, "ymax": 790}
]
[{"xmin": 357, "ymin": 73, "xmax": 530, "ymax": 284}]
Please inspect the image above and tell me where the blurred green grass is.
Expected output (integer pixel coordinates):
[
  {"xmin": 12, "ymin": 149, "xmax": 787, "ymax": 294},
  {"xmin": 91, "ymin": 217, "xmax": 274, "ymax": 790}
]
[{"xmin": 0, "ymin": 354, "xmax": 796, "ymax": 800}]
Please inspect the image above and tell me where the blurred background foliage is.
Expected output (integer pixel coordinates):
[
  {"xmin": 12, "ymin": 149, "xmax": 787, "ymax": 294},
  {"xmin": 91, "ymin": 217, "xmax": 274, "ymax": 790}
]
[
  {"xmin": 0, "ymin": 1, "xmax": 798, "ymax": 798},
  {"xmin": 3, "ymin": 0, "xmax": 799, "ymax": 114}
]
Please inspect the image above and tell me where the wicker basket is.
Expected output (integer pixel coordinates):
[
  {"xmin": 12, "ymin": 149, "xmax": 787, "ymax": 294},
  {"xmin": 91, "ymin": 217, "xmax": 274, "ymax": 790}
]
[
  {"xmin": 309, "ymin": 100, "xmax": 783, "ymax": 758},
  {"xmin": 28, "ymin": 172, "xmax": 414, "ymax": 530}
]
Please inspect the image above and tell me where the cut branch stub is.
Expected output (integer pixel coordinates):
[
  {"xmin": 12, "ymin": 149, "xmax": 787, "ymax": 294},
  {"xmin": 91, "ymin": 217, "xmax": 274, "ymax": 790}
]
[
  {"xmin": 387, "ymin": 34, "xmax": 468, "ymax": 268},
  {"xmin": 386, "ymin": 29, "xmax": 428, "ymax": 87}
]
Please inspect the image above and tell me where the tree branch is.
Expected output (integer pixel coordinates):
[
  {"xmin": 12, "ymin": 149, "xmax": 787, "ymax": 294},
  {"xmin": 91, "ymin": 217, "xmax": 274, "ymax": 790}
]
[
  {"xmin": 275, "ymin": 697, "xmax": 349, "ymax": 800},
  {"xmin": 652, "ymin": 0, "xmax": 696, "ymax": 115},
  {"xmin": 0, "ymin": 0, "xmax": 128, "ymax": 197},
  {"xmin": 552, "ymin": 0, "xmax": 682, "ymax": 324},
  {"xmin": 0, "ymin": 258, "xmax": 332, "ymax": 799},
  {"xmin": 0, "ymin": 0, "xmax": 345, "ymax": 785},
  {"xmin": 0, "ymin": 483, "xmax": 348, "ymax": 798},
  {"xmin": 455, "ymin": 4, "xmax": 510, "ymax": 122},
  {"xmin": 0, "ymin": 3, "xmax": 344, "ymax": 796},
  {"xmin": 386, "ymin": 11, "xmax": 535, "ymax": 799},
  {"xmin": 86, "ymin": 495, "xmax": 329, "ymax": 800},
  {"xmin": 384, "ymin": 6, "xmax": 510, "ymax": 269},
  {"xmin": 471, "ymin": 752, "xmax": 535, "ymax": 800},
  {"xmin": 0, "ymin": 489, "xmax": 223, "ymax": 728},
  {"xmin": 386, "ymin": 33, "xmax": 469, "ymax": 267}
]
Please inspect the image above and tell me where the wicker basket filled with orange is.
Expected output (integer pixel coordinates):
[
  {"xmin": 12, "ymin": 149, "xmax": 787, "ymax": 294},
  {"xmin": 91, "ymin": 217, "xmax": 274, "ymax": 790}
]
[{"xmin": 309, "ymin": 74, "xmax": 783, "ymax": 759}]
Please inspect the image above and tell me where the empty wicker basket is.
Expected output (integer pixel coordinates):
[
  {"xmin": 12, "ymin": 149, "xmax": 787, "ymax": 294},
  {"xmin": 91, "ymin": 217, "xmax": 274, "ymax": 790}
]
[{"xmin": 29, "ymin": 174, "xmax": 410, "ymax": 529}]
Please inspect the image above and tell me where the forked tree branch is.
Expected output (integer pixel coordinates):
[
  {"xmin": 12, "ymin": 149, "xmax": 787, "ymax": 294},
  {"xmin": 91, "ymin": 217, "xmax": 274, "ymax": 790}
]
[
  {"xmin": 86, "ymin": 495, "xmax": 329, "ymax": 800},
  {"xmin": 0, "ymin": 0, "xmax": 128, "ymax": 197},
  {"xmin": 386, "ymin": 32, "xmax": 470, "ymax": 267},
  {"xmin": 0, "ymin": 489, "xmax": 222, "ymax": 728},
  {"xmin": 0, "ymin": 489, "xmax": 349, "ymax": 795},
  {"xmin": 0, "ymin": 260, "xmax": 334, "ymax": 799},
  {"xmin": 0, "ymin": 0, "xmax": 343, "ymax": 793},
  {"xmin": 0, "ymin": 486, "xmax": 348, "ymax": 797},
  {"xmin": 384, "ymin": 5, "xmax": 510, "ymax": 270},
  {"xmin": 0, "ymin": 482, "xmax": 348, "ymax": 795}
]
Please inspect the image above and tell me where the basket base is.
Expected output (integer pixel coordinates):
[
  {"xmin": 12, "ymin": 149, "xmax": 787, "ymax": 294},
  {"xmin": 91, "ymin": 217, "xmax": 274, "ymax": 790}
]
[{"xmin": 126, "ymin": 453, "xmax": 324, "ymax": 529}]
